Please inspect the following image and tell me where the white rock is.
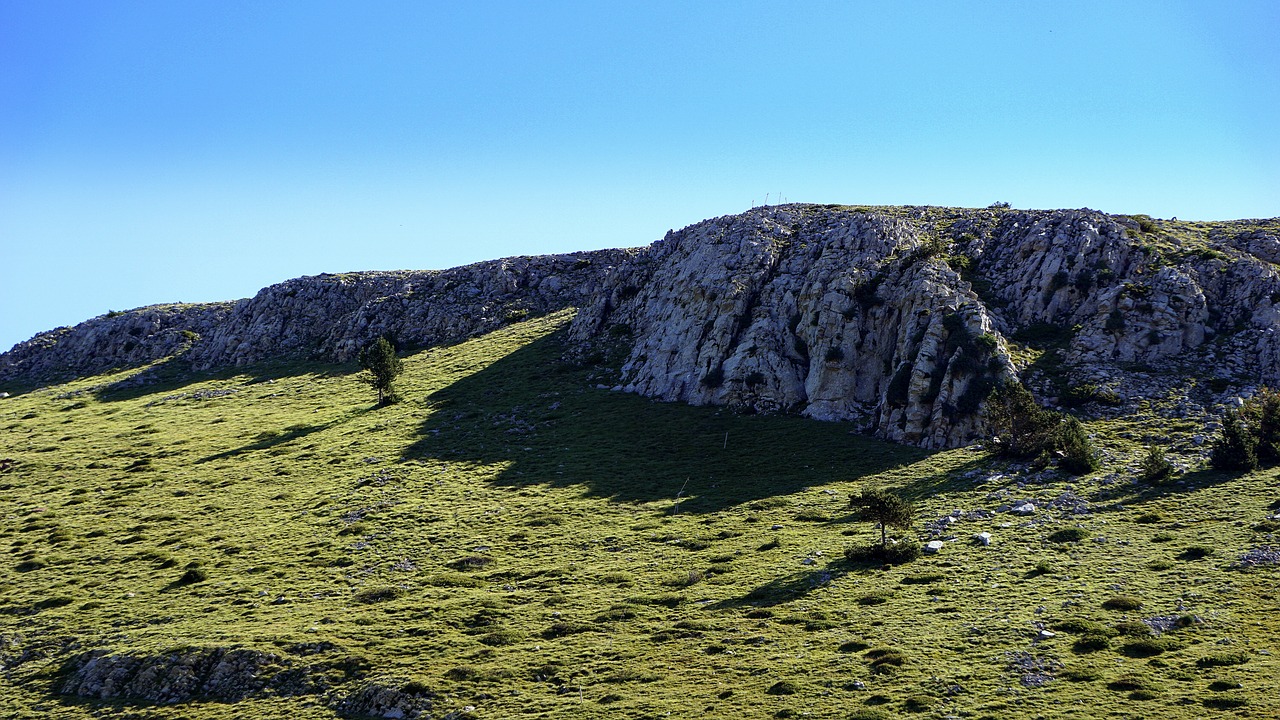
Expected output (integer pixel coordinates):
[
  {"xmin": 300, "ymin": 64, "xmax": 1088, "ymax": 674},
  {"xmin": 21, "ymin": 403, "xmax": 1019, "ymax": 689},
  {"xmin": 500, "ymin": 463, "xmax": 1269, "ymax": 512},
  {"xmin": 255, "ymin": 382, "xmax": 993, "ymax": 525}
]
[
  {"xmin": 924, "ymin": 540, "xmax": 945, "ymax": 554},
  {"xmin": 976, "ymin": 532, "xmax": 992, "ymax": 546}
]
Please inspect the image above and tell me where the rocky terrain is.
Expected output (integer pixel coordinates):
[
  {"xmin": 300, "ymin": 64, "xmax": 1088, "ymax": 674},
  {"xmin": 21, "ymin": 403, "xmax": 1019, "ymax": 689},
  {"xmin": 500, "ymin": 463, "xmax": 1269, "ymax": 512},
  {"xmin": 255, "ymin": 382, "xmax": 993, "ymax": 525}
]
[{"xmin": 3, "ymin": 204, "xmax": 1278, "ymax": 449}]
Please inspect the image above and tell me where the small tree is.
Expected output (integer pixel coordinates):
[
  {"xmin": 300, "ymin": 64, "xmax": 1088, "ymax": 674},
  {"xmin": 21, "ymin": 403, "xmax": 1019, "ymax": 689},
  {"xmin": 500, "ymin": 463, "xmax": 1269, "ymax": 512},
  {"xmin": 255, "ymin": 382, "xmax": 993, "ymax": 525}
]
[
  {"xmin": 358, "ymin": 337, "xmax": 403, "ymax": 406},
  {"xmin": 1252, "ymin": 388, "xmax": 1280, "ymax": 464},
  {"xmin": 985, "ymin": 380, "xmax": 1059, "ymax": 458},
  {"xmin": 850, "ymin": 488, "xmax": 914, "ymax": 552},
  {"xmin": 1140, "ymin": 445, "xmax": 1174, "ymax": 484},
  {"xmin": 1057, "ymin": 416, "xmax": 1099, "ymax": 475},
  {"xmin": 1211, "ymin": 409, "xmax": 1258, "ymax": 471}
]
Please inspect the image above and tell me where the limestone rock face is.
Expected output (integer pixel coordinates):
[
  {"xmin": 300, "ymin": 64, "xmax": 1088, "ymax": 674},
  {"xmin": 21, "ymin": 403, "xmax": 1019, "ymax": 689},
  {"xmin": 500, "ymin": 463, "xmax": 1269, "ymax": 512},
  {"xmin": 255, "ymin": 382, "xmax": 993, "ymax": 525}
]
[
  {"xmin": 567, "ymin": 207, "xmax": 1013, "ymax": 448},
  {"xmin": 568, "ymin": 206, "xmax": 1280, "ymax": 447}
]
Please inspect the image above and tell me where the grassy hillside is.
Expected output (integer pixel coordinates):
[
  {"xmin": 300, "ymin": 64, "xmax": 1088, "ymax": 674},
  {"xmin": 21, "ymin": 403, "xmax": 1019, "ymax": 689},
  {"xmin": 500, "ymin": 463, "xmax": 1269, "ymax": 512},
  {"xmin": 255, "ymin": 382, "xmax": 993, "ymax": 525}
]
[{"xmin": 2, "ymin": 310, "xmax": 1278, "ymax": 719}]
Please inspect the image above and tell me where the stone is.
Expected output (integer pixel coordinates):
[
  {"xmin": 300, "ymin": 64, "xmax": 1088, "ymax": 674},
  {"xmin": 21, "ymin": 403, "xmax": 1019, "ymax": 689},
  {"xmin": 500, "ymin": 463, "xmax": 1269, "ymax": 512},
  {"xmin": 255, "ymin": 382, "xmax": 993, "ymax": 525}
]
[
  {"xmin": 925, "ymin": 540, "xmax": 945, "ymax": 554},
  {"xmin": 1013, "ymin": 503, "xmax": 1036, "ymax": 515},
  {"xmin": 975, "ymin": 532, "xmax": 992, "ymax": 546}
]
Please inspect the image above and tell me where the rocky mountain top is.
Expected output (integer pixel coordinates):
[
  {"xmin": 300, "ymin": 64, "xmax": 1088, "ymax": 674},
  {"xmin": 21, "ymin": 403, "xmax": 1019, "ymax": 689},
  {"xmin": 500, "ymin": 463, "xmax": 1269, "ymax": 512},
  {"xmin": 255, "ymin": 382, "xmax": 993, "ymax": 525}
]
[{"xmin": 4, "ymin": 204, "xmax": 1278, "ymax": 449}]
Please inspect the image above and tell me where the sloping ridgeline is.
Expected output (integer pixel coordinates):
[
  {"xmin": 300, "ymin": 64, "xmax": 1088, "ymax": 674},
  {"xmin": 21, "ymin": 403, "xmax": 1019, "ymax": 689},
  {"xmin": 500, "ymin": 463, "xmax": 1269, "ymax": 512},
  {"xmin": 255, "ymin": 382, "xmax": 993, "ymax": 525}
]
[
  {"xmin": 0, "ymin": 250, "xmax": 636, "ymax": 386},
  {"xmin": 3, "ymin": 205, "xmax": 1279, "ymax": 449}
]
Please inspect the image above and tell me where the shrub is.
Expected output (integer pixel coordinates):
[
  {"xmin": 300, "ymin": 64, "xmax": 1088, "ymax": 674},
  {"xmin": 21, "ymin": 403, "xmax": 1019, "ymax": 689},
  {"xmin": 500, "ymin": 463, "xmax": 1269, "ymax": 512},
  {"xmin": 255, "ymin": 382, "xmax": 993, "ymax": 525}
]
[
  {"xmin": 1203, "ymin": 696, "xmax": 1250, "ymax": 709},
  {"xmin": 984, "ymin": 381, "xmax": 1060, "ymax": 459},
  {"xmin": 1053, "ymin": 618, "xmax": 1114, "ymax": 635},
  {"xmin": 838, "ymin": 639, "xmax": 871, "ymax": 653},
  {"xmin": 1048, "ymin": 527, "xmax": 1090, "ymax": 543},
  {"xmin": 1057, "ymin": 416, "xmax": 1099, "ymax": 474},
  {"xmin": 1121, "ymin": 639, "xmax": 1172, "ymax": 657},
  {"xmin": 1073, "ymin": 633, "xmax": 1112, "ymax": 652},
  {"xmin": 1102, "ymin": 595, "xmax": 1144, "ymax": 611},
  {"xmin": 1107, "ymin": 673, "xmax": 1161, "ymax": 692},
  {"xmin": 865, "ymin": 647, "xmax": 906, "ymax": 673},
  {"xmin": 1178, "ymin": 545, "xmax": 1214, "ymax": 560},
  {"xmin": 479, "ymin": 629, "xmax": 523, "ymax": 646},
  {"xmin": 1196, "ymin": 651, "xmax": 1250, "ymax": 668},
  {"xmin": 1211, "ymin": 410, "xmax": 1258, "ymax": 470},
  {"xmin": 766, "ymin": 680, "xmax": 799, "ymax": 695},
  {"xmin": 352, "ymin": 586, "xmax": 405, "ymax": 604},
  {"xmin": 886, "ymin": 363, "xmax": 913, "ymax": 406},
  {"xmin": 901, "ymin": 572, "xmax": 946, "ymax": 584},
  {"xmin": 903, "ymin": 694, "xmax": 934, "ymax": 712},
  {"xmin": 1113, "ymin": 621, "xmax": 1153, "ymax": 637},
  {"xmin": 177, "ymin": 565, "xmax": 208, "ymax": 585},
  {"xmin": 1140, "ymin": 446, "xmax": 1175, "ymax": 483},
  {"xmin": 701, "ymin": 366, "xmax": 725, "ymax": 388}
]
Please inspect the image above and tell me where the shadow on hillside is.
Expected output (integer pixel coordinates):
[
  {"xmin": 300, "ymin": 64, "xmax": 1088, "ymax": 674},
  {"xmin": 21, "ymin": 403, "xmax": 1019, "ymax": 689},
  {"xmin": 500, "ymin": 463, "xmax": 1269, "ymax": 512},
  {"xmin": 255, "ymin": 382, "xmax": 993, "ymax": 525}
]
[
  {"xmin": 90, "ymin": 356, "xmax": 362, "ymax": 404},
  {"xmin": 1088, "ymin": 467, "xmax": 1245, "ymax": 506},
  {"xmin": 196, "ymin": 408, "xmax": 373, "ymax": 464},
  {"xmin": 707, "ymin": 556, "xmax": 886, "ymax": 609},
  {"xmin": 401, "ymin": 330, "xmax": 929, "ymax": 514}
]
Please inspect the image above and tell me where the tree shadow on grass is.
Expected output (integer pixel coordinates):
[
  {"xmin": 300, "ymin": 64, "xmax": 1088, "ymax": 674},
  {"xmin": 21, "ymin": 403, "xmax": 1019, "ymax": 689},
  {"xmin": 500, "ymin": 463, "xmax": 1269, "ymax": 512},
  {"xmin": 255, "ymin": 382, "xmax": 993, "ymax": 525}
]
[
  {"xmin": 90, "ymin": 355, "xmax": 362, "ymax": 404},
  {"xmin": 707, "ymin": 555, "xmax": 890, "ymax": 609},
  {"xmin": 1088, "ymin": 467, "xmax": 1245, "ymax": 506},
  {"xmin": 401, "ymin": 330, "xmax": 930, "ymax": 514},
  {"xmin": 195, "ymin": 407, "xmax": 372, "ymax": 463}
]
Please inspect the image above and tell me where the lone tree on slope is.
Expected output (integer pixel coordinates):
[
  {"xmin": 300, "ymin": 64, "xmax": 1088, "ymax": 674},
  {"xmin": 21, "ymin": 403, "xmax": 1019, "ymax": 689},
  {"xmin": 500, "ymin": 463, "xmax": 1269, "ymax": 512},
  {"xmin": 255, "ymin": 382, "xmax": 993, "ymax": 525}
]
[
  {"xmin": 359, "ymin": 336, "xmax": 403, "ymax": 406},
  {"xmin": 850, "ymin": 487, "xmax": 914, "ymax": 551}
]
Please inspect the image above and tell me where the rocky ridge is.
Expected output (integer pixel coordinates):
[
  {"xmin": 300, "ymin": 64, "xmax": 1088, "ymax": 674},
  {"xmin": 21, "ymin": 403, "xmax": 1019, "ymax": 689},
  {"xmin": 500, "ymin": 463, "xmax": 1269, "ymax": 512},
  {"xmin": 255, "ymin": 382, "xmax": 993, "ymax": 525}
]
[
  {"xmin": 3, "ymin": 205, "xmax": 1278, "ymax": 449},
  {"xmin": 567, "ymin": 205, "xmax": 1280, "ymax": 447},
  {"xmin": 0, "ymin": 250, "xmax": 634, "ymax": 385}
]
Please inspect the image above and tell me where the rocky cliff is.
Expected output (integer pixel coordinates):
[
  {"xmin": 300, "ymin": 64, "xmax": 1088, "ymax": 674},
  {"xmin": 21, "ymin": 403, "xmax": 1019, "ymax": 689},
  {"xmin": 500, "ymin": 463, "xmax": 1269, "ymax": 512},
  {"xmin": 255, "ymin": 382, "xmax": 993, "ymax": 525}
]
[
  {"xmin": 567, "ymin": 205, "xmax": 1280, "ymax": 447},
  {"xmin": 3, "ymin": 205, "xmax": 1278, "ymax": 449}
]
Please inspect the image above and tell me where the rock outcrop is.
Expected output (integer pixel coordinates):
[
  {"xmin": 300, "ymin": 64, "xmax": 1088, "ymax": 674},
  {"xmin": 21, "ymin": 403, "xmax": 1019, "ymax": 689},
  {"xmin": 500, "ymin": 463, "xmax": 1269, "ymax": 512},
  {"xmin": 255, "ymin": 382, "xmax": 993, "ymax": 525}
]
[
  {"xmin": 58, "ymin": 645, "xmax": 372, "ymax": 707},
  {"xmin": 568, "ymin": 206, "xmax": 1280, "ymax": 447},
  {"xmin": 4, "ymin": 204, "xmax": 1278, "ymax": 449},
  {"xmin": 0, "ymin": 250, "xmax": 634, "ymax": 386}
]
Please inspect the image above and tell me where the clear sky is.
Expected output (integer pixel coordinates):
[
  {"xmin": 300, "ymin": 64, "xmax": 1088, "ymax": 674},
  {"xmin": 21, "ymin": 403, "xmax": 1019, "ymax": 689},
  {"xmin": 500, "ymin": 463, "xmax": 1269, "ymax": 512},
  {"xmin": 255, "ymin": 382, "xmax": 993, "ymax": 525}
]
[{"xmin": 2, "ymin": 1, "xmax": 1277, "ymax": 351}]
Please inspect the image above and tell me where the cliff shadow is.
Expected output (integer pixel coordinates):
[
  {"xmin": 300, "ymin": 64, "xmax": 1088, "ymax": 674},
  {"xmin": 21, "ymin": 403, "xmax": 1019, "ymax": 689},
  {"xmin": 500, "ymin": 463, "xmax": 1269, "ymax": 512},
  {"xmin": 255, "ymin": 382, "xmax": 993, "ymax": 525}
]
[{"xmin": 401, "ymin": 330, "xmax": 928, "ymax": 514}]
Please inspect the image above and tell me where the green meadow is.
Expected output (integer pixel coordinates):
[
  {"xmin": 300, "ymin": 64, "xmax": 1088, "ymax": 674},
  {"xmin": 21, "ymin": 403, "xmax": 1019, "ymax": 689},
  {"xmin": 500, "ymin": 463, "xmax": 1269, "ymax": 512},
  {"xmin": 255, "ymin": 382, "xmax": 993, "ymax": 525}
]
[{"xmin": 2, "ymin": 310, "xmax": 1278, "ymax": 718}]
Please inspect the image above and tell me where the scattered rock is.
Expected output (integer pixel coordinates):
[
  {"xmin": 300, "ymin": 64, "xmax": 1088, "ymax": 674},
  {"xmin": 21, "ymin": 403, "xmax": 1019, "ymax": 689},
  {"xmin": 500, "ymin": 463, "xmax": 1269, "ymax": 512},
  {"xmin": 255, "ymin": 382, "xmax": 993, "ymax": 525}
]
[
  {"xmin": 975, "ymin": 532, "xmax": 992, "ymax": 546},
  {"xmin": 925, "ymin": 540, "xmax": 945, "ymax": 554}
]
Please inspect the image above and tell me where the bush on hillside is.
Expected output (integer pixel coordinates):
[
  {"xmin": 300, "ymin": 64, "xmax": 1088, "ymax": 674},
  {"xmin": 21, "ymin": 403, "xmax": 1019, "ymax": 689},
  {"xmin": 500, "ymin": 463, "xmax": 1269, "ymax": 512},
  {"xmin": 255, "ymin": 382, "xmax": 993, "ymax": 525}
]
[
  {"xmin": 984, "ymin": 380, "xmax": 1100, "ymax": 475},
  {"xmin": 1140, "ymin": 445, "xmax": 1175, "ymax": 483},
  {"xmin": 1209, "ymin": 388, "xmax": 1280, "ymax": 471}
]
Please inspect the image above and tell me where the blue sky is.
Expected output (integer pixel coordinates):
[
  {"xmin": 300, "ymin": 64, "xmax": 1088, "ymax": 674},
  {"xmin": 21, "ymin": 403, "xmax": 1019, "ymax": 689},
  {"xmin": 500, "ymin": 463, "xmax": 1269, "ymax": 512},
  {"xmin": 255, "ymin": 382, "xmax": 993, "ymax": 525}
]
[{"xmin": 2, "ymin": 1, "xmax": 1277, "ymax": 351}]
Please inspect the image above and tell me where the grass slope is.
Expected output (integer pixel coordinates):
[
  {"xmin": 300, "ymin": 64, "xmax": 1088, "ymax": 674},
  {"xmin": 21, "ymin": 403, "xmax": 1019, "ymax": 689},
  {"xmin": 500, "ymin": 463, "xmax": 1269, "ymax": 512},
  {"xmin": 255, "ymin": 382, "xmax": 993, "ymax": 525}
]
[{"xmin": 1, "ymin": 310, "xmax": 1278, "ymax": 719}]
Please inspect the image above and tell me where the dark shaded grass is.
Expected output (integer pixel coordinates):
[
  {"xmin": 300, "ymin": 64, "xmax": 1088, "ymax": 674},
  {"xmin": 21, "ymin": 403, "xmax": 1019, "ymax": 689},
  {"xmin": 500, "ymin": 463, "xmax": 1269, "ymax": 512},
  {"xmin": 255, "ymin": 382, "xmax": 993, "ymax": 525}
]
[{"xmin": 403, "ymin": 329, "xmax": 925, "ymax": 512}]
